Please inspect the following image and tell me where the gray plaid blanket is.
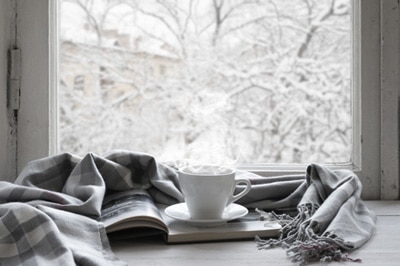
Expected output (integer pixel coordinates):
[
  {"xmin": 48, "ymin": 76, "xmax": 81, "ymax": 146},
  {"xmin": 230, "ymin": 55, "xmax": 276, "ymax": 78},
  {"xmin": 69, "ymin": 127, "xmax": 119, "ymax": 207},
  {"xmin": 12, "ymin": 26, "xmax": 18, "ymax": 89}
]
[{"xmin": 0, "ymin": 151, "xmax": 376, "ymax": 265}]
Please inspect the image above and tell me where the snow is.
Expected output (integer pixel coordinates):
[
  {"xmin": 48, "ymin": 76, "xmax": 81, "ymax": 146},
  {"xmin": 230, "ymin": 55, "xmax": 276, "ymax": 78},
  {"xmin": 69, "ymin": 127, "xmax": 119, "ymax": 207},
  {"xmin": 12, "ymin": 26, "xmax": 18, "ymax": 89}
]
[{"xmin": 58, "ymin": 0, "xmax": 352, "ymax": 165}]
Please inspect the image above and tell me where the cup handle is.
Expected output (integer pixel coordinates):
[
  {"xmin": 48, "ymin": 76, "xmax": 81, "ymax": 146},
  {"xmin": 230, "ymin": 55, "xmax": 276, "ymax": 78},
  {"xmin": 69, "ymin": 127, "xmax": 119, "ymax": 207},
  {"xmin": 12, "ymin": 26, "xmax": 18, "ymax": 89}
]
[{"xmin": 229, "ymin": 178, "xmax": 251, "ymax": 205}]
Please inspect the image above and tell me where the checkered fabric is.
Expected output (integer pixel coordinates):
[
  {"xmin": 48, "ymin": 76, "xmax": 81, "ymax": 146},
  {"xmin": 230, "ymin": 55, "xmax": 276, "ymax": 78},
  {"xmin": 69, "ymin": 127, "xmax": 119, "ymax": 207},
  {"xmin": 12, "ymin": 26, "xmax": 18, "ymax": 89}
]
[
  {"xmin": 254, "ymin": 164, "xmax": 377, "ymax": 264},
  {"xmin": 0, "ymin": 151, "xmax": 180, "ymax": 266},
  {"xmin": 0, "ymin": 151, "xmax": 376, "ymax": 265}
]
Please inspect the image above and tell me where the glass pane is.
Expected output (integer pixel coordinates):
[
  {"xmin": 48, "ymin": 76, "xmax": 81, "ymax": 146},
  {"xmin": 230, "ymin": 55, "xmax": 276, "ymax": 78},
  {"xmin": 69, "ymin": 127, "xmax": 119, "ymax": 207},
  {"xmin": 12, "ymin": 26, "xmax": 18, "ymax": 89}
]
[{"xmin": 58, "ymin": 0, "xmax": 352, "ymax": 165}]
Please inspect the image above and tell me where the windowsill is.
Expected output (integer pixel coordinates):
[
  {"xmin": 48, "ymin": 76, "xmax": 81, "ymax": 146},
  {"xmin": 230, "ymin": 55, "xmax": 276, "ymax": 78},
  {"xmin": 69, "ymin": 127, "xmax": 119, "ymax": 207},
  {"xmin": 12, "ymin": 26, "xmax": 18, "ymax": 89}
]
[{"xmin": 111, "ymin": 201, "xmax": 400, "ymax": 266}]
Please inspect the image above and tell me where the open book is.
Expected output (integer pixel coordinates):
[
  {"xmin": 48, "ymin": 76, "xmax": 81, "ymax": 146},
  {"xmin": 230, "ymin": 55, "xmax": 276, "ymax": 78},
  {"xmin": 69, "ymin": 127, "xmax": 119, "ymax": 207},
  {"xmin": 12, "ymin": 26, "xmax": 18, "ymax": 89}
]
[{"xmin": 101, "ymin": 189, "xmax": 281, "ymax": 243}]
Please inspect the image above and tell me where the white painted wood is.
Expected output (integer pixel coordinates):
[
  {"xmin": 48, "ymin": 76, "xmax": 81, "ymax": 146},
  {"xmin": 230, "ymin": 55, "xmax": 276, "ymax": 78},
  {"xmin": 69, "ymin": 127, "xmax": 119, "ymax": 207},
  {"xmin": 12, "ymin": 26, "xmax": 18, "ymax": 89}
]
[
  {"xmin": 15, "ymin": 0, "xmax": 53, "ymax": 173},
  {"xmin": 352, "ymin": 0, "xmax": 363, "ymax": 174},
  {"xmin": 0, "ymin": 0, "xmax": 17, "ymax": 181},
  {"xmin": 48, "ymin": 0, "xmax": 59, "ymax": 157},
  {"xmin": 0, "ymin": 1, "xmax": 11, "ymax": 181},
  {"xmin": 111, "ymin": 201, "xmax": 400, "ymax": 266},
  {"xmin": 380, "ymin": 1, "xmax": 400, "ymax": 200},
  {"xmin": 357, "ymin": 0, "xmax": 382, "ymax": 199},
  {"xmin": 365, "ymin": 200, "xmax": 400, "ymax": 215}
]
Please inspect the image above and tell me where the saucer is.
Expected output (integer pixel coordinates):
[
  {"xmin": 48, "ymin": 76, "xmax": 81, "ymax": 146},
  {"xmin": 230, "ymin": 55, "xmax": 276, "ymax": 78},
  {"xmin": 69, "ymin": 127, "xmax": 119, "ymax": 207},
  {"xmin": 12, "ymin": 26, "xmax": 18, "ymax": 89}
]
[{"xmin": 165, "ymin": 203, "xmax": 248, "ymax": 227}]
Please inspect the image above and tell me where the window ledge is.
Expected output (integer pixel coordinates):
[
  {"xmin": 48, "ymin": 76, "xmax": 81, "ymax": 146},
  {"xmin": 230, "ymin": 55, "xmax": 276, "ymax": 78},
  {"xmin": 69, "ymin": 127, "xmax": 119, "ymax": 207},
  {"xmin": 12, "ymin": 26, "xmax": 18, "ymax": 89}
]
[{"xmin": 112, "ymin": 201, "xmax": 399, "ymax": 266}]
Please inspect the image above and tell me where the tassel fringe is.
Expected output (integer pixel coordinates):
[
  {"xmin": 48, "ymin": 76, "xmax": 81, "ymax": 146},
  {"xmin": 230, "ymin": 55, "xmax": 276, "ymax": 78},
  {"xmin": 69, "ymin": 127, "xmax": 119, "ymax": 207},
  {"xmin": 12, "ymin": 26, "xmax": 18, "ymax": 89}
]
[{"xmin": 255, "ymin": 204, "xmax": 362, "ymax": 265}]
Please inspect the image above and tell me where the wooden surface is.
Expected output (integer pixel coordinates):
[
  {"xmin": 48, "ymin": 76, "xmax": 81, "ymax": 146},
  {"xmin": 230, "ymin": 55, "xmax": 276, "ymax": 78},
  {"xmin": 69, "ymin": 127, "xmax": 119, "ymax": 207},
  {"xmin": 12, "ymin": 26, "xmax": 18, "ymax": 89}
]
[
  {"xmin": 0, "ymin": 0, "xmax": 13, "ymax": 181},
  {"xmin": 380, "ymin": 0, "xmax": 400, "ymax": 199},
  {"xmin": 111, "ymin": 201, "xmax": 400, "ymax": 266}
]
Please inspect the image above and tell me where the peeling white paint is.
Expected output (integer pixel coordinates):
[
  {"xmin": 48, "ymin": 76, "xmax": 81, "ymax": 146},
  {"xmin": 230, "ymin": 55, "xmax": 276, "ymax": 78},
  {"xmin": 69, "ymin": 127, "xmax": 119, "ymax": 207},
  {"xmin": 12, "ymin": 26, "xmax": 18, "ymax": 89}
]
[{"xmin": 0, "ymin": 1, "xmax": 18, "ymax": 181}]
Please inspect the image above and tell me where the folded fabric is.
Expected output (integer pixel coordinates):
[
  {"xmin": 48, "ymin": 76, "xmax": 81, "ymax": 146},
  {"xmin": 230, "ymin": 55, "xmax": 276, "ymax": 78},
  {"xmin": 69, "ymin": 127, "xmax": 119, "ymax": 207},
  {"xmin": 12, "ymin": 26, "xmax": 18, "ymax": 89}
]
[
  {"xmin": 255, "ymin": 164, "xmax": 376, "ymax": 265},
  {"xmin": 0, "ymin": 151, "xmax": 376, "ymax": 265}
]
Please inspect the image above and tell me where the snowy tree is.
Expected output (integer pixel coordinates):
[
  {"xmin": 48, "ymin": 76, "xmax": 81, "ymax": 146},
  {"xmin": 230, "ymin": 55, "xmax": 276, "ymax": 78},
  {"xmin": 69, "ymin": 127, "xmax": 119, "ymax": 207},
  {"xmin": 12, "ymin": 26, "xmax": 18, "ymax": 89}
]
[{"xmin": 58, "ymin": 0, "xmax": 351, "ymax": 165}]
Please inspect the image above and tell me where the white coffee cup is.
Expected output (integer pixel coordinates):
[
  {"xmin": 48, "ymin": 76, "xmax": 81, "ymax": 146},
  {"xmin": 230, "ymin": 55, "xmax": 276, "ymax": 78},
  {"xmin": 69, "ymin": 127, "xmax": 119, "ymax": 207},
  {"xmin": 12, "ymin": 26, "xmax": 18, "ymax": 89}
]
[{"xmin": 178, "ymin": 165, "xmax": 251, "ymax": 220}]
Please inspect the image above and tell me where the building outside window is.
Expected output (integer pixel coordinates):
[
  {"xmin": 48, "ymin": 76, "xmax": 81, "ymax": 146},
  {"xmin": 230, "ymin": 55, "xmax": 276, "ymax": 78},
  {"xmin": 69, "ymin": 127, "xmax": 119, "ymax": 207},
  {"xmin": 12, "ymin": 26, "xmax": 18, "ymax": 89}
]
[{"xmin": 58, "ymin": 0, "xmax": 353, "ymax": 167}]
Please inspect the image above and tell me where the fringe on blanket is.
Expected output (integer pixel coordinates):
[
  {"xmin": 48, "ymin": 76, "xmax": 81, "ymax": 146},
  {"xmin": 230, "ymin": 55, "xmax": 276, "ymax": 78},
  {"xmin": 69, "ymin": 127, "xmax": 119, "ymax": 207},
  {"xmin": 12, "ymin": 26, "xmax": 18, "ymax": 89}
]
[{"xmin": 255, "ymin": 204, "xmax": 362, "ymax": 265}]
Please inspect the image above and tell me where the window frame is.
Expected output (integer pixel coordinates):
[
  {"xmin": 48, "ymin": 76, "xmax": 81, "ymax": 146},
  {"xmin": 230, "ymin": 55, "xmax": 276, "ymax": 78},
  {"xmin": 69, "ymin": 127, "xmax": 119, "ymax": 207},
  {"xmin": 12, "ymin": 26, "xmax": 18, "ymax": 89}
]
[{"xmin": 13, "ymin": 0, "xmax": 399, "ymax": 200}]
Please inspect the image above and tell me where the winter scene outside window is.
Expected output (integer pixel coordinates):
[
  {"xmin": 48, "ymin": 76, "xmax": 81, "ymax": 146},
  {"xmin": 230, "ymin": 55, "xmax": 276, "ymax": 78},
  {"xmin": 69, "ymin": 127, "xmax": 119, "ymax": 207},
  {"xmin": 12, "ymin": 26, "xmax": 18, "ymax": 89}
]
[{"xmin": 58, "ymin": 0, "xmax": 352, "ymax": 166}]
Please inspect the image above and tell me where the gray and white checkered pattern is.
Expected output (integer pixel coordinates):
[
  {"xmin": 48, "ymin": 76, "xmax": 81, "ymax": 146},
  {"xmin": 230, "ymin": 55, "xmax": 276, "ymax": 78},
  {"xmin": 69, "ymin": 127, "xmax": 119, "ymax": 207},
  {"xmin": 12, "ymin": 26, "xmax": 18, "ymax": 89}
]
[
  {"xmin": 0, "ymin": 151, "xmax": 180, "ymax": 266},
  {"xmin": 255, "ymin": 164, "xmax": 376, "ymax": 264},
  {"xmin": 0, "ymin": 151, "xmax": 375, "ymax": 265}
]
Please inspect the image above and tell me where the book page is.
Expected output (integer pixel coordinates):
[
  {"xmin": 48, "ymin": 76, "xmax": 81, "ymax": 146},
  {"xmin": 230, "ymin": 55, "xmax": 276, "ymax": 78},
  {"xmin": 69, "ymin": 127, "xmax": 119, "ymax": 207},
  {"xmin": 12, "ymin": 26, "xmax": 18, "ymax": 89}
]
[{"xmin": 101, "ymin": 189, "xmax": 168, "ymax": 234}]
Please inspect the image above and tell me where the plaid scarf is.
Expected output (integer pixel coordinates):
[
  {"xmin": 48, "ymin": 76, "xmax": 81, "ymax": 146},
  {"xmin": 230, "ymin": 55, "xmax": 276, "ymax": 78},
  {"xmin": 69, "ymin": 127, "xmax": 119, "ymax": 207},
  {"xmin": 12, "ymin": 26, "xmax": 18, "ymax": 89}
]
[
  {"xmin": 0, "ymin": 151, "xmax": 375, "ymax": 265},
  {"xmin": 252, "ymin": 165, "xmax": 376, "ymax": 265}
]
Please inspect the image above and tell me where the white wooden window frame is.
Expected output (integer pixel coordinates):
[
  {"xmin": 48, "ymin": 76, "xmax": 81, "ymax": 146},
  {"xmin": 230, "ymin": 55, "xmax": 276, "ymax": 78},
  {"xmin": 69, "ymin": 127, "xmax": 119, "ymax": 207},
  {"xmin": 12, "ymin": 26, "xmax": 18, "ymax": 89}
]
[{"xmin": 9, "ymin": 0, "xmax": 399, "ymax": 200}]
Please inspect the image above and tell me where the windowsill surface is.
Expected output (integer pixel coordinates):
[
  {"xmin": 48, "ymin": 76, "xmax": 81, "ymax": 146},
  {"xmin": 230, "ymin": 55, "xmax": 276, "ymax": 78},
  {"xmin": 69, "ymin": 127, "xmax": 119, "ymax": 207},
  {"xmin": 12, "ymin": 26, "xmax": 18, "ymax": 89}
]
[{"xmin": 111, "ymin": 201, "xmax": 400, "ymax": 266}]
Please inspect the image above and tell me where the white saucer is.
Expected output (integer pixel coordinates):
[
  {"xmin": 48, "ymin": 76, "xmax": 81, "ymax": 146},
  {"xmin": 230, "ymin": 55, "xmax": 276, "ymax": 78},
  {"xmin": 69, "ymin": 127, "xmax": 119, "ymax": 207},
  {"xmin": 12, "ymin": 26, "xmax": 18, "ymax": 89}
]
[{"xmin": 165, "ymin": 203, "xmax": 248, "ymax": 227}]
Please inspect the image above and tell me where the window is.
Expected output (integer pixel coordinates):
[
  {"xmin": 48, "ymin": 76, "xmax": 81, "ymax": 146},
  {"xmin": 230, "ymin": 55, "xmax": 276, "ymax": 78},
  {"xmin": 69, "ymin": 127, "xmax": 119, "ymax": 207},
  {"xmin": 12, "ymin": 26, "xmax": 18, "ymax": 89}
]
[
  {"xmin": 58, "ymin": 0, "xmax": 352, "ymax": 165},
  {"xmin": 12, "ymin": 0, "xmax": 399, "ymax": 200}
]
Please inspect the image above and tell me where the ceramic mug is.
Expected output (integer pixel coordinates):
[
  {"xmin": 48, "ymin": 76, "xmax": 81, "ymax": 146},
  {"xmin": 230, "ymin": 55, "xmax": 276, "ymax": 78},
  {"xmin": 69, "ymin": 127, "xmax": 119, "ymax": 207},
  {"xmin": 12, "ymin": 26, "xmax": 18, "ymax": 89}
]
[{"xmin": 178, "ymin": 165, "xmax": 251, "ymax": 220}]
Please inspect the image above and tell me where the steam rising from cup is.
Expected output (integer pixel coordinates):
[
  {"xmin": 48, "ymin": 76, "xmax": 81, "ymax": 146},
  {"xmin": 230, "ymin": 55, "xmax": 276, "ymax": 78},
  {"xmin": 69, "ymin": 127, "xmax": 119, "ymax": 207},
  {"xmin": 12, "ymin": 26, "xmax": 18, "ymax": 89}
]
[
  {"xmin": 181, "ymin": 164, "xmax": 233, "ymax": 175},
  {"xmin": 159, "ymin": 89, "xmax": 242, "ymax": 168}
]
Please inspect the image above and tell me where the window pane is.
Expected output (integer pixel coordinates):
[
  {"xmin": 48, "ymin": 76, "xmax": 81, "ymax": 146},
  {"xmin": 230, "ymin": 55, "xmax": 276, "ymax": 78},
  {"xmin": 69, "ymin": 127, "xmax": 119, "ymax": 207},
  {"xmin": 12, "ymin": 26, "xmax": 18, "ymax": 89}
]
[{"xmin": 58, "ymin": 0, "xmax": 352, "ymax": 165}]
